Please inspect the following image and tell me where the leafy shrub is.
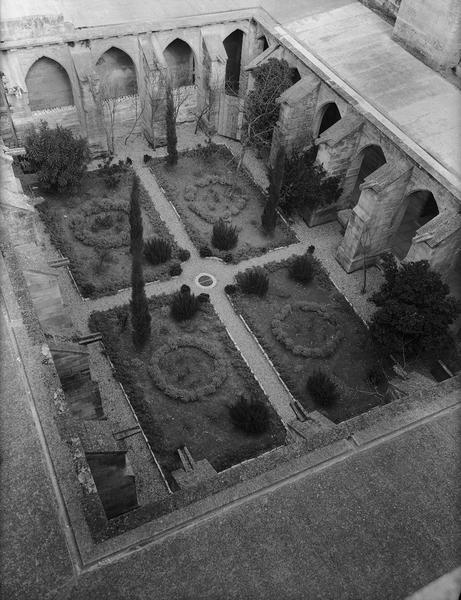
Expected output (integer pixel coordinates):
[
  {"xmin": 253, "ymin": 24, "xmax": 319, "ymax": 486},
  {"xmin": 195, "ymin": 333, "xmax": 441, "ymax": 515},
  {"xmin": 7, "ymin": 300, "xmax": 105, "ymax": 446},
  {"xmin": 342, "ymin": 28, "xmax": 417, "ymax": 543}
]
[
  {"xmin": 223, "ymin": 253, "xmax": 233, "ymax": 263},
  {"xmin": 236, "ymin": 267, "xmax": 269, "ymax": 297},
  {"xmin": 199, "ymin": 246, "xmax": 212, "ymax": 258},
  {"xmin": 177, "ymin": 248, "xmax": 191, "ymax": 262},
  {"xmin": 308, "ymin": 245, "xmax": 315, "ymax": 254},
  {"xmin": 369, "ymin": 255, "xmax": 460, "ymax": 359},
  {"xmin": 212, "ymin": 219, "xmax": 238, "ymax": 251},
  {"xmin": 143, "ymin": 154, "xmax": 152, "ymax": 164},
  {"xmin": 367, "ymin": 364, "xmax": 387, "ymax": 387},
  {"xmin": 81, "ymin": 282, "xmax": 96, "ymax": 298},
  {"xmin": 24, "ymin": 121, "xmax": 90, "ymax": 191},
  {"xmin": 169, "ymin": 262, "xmax": 182, "ymax": 277},
  {"xmin": 224, "ymin": 284, "xmax": 237, "ymax": 295},
  {"xmin": 144, "ymin": 238, "xmax": 172, "ymax": 265},
  {"xmin": 289, "ymin": 253, "xmax": 315, "ymax": 283},
  {"xmin": 180, "ymin": 284, "xmax": 191, "ymax": 294},
  {"xmin": 280, "ymin": 148, "xmax": 342, "ymax": 215},
  {"xmin": 170, "ymin": 288, "xmax": 200, "ymax": 321},
  {"xmin": 228, "ymin": 396, "xmax": 270, "ymax": 434},
  {"xmin": 306, "ymin": 370, "xmax": 340, "ymax": 407}
]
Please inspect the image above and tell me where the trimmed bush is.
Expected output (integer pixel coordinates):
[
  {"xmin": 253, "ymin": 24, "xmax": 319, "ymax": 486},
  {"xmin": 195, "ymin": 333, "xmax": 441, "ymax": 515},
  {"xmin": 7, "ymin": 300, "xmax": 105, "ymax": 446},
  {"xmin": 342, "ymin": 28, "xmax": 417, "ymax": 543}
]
[
  {"xmin": 143, "ymin": 154, "xmax": 152, "ymax": 164},
  {"xmin": 228, "ymin": 396, "xmax": 270, "ymax": 434},
  {"xmin": 306, "ymin": 370, "xmax": 339, "ymax": 407},
  {"xmin": 169, "ymin": 262, "xmax": 182, "ymax": 277},
  {"xmin": 223, "ymin": 252, "xmax": 233, "ymax": 263},
  {"xmin": 199, "ymin": 246, "xmax": 212, "ymax": 258},
  {"xmin": 236, "ymin": 267, "xmax": 269, "ymax": 297},
  {"xmin": 177, "ymin": 248, "xmax": 191, "ymax": 262},
  {"xmin": 144, "ymin": 237, "xmax": 172, "ymax": 265},
  {"xmin": 224, "ymin": 284, "xmax": 237, "ymax": 295},
  {"xmin": 289, "ymin": 253, "xmax": 315, "ymax": 283},
  {"xmin": 211, "ymin": 218, "xmax": 238, "ymax": 251},
  {"xmin": 170, "ymin": 288, "xmax": 200, "ymax": 321}
]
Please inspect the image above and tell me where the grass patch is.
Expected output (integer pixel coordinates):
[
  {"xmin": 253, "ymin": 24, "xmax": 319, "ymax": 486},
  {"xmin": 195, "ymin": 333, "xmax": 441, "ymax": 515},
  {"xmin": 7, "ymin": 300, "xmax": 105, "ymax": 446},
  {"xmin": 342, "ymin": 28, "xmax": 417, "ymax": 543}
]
[
  {"xmin": 150, "ymin": 145, "xmax": 297, "ymax": 263},
  {"xmin": 36, "ymin": 170, "xmax": 183, "ymax": 298},
  {"xmin": 229, "ymin": 256, "xmax": 389, "ymax": 423},
  {"xmin": 89, "ymin": 294, "xmax": 286, "ymax": 481}
]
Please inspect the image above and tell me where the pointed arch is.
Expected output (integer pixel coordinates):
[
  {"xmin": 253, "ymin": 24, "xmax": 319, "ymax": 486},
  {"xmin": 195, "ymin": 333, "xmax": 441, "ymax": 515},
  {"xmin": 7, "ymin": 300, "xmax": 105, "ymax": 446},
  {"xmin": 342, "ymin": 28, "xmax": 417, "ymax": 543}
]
[
  {"xmin": 392, "ymin": 190, "xmax": 439, "ymax": 259},
  {"xmin": 349, "ymin": 144, "xmax": 387, "ymax": 207},
  {"xmin": 314, "ymin": 102, "xmax": 342, "ymax": 138},
  {"xmin": 26, "ymin": 57, "xmax": 74, "ymax": 111},
  {"xmin": 95, "ymin": 47, "xmax": 138, "ymax": 98},
  {"xmin": 223, "ymin": 29, "xmax": 244, "ymax": 96},
  {"xmin": 163, "ymin": 38, "xmax": 195, "ymax": 88}
]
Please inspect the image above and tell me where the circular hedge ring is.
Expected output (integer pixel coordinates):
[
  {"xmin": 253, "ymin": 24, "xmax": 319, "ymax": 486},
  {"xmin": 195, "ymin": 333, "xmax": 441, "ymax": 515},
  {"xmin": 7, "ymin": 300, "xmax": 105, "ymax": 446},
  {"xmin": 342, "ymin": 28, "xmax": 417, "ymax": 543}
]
[
  {"xmin": 271, "ymin": 301, "xmax": 342, "ymax": 358},
  {"xmin": 148, "ymin": 336, "xmax": 228, "ymax": 402},
  {"xmin": 70, "ymin": 199, "xmax": 129, "ymax": 248},
  {"xmin": 186, "ymin": 177, "xmax": 247, "ymax": 224}
]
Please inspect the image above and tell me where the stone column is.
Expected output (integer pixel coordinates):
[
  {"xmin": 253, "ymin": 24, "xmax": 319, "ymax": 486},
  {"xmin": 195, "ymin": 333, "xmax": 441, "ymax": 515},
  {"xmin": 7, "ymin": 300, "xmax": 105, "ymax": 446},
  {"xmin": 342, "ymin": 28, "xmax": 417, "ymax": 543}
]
[
  {"xmin": 269, "ymin": 75, "xmax": 320, "ymax": 166},
  {"xmin": 202, "ymin": 33, "xmax": 227, "ymax": 135},
  {"xmin": 315, "ymin": 112, "xmax": 363, "ymax": 183},
  {"xmin": 336, "ymin": 161, "xmax": 413, "ymax": 272}
]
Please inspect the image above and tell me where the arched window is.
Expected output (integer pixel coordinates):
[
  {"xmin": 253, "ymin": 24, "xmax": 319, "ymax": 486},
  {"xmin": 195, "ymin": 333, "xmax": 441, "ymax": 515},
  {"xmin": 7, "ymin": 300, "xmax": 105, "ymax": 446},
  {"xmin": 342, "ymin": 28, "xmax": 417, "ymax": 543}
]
[
  {"xmin": 350, "ymin": 145, "xmax": 387, "ymax": 207},
  {"xmin": 257, "ymin": 35, "xmax": 269, "ymax": 54},
  {"xmin": 95, "ymin": 48, "xmax": 137, "ymax": 98},
  {"xmin": 26, "ymin": 57, "xmax": 74, "ymax": 111},
  {"xmin": 291, "ymin": 68, "xmax": 301, "ymax": 84},
  {"xmin": 163, "ymin": 39, "xmax": 195, "ymax": 88},
  {"xmin": 224, "ymin": 30, "xmax": 244, "ymax": 96},
  {"xmin": 392, "ymin": 190, "xmax": 439, "ymax": 259},
  {"xmin": 316, "ymin": 103, "xmax": 341, "ymax": 137}
]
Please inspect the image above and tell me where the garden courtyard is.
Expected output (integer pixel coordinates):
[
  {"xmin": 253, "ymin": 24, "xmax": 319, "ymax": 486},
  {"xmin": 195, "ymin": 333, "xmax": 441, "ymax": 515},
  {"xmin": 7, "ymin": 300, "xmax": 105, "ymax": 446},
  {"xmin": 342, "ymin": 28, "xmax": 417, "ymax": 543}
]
[{"xmin": 14, "ymin": 121, "xmax": 459, "ymax": 538}]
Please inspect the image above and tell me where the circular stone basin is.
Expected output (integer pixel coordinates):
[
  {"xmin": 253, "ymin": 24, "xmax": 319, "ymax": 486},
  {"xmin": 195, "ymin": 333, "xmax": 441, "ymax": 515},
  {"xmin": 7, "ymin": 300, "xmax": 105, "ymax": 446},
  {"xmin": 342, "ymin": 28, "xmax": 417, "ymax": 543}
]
[
  {"xmin": 149, "ymin": 337, "xmax": 227, "ymax": 402},
  {"xmin": 195, "ymin": 273, "xmax": 217, "ymax": 289},
  {"xmin": 271, "ymin": 302, "xmax": 342, "ymax": 358}
]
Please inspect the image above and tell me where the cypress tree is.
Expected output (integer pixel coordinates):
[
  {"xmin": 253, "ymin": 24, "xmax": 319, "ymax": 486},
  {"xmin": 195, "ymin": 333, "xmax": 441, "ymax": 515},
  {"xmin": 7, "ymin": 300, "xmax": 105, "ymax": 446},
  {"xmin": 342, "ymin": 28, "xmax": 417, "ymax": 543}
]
[
  {"xmin": 129, "ymin": 173, "xmax": 143, "ymax": 254},
  {"xmin": 165, "ymin": 82, "xmax": 178, "ymax": 166},
  {"xmin": 131, "ymin": 246, "xmax": 151, "ymax": 349},
  {"xmin": 262, "ymin": 147, "xmax": 285, "ymax": 233}
]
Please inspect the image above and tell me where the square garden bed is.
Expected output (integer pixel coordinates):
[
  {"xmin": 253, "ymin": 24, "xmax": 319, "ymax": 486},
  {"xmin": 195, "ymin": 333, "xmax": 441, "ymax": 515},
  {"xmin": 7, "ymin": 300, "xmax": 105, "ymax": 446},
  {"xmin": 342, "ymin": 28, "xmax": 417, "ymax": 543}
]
[
  {"xmin": 89, "ymin": 293, "xmax": 286, "ymax": 487},
  {"xmin": 150, "ymin": 145, "xmax": 297, "ymax": 262},
  {"xmin": 229, "ymin": 257, "xmax": 389, "ymax": 423},
  {"xmin": 36, "ymin": 169, "xmax": 185, "ymax": 299}
]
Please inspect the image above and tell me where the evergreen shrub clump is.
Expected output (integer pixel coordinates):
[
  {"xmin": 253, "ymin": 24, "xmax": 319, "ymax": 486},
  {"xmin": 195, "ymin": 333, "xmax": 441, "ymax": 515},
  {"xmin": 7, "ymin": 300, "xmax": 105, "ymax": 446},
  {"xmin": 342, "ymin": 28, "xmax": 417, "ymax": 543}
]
[
  {"xmin": 306, "ymin": 370, "xmax": 340, "ymax": 407},
  {"xmin": 170, "ymin": 287, "xmax": 200, "ymax": 321},
  {"xmin": 289, "ymin": 253, "xmax": 315, "ymax": 283},
  {"xmin": 236, "ymin": 267, "xmax": 269, "ymax": 297},
  {"xmin": 228, "ymin": 396, "xmax": 270, "ymax": 434},
  {"xmin": 211, "ymin": 219, "xmax": 239, "ymax": 251},
  {"xmin": 144, "ymin": 238, "xmax": 172, "ymax": 265}
]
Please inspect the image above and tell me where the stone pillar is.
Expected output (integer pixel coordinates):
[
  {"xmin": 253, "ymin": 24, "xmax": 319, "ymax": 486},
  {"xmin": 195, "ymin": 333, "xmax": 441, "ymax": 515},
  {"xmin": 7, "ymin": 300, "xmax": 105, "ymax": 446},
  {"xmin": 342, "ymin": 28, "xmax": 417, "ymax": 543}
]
[
  {"xmin": 393, "ymin": 0, "xmax": 461, "ymax": 71},
  {"xmin": 315, "ymin": 112, "xmax": 363, "ymax": 182},
  {"xmin": 336, "ymin": 161, "xmax": 413, "ymax": 272},
  {"xmin": 269, "ymin": 75, "xmax": 320, "ymax": 166},
  {"xmin": 405, "ymin": 212, "xmax": 461, "ymax": 276}
]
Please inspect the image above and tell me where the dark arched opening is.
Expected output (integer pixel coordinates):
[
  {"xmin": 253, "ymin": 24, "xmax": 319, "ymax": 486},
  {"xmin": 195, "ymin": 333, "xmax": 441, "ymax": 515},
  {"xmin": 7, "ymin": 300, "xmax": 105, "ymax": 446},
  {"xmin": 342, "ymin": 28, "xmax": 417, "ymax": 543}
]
[
  {"xmin": 392, "ymin": 191, "xmax": 439, "ymax": 259},
  {"xmin": 163, "ymin": 39, "xmax": 195, "ymax": 88},
  {"xmin": 95, "ymin": 48, "xmax": 137, "ymax": 98},
  {"xmin": 349, "ymin": 145, "xmax": 387, "ymax": 207},
  {"xmin": 317, "ymin": 103, "xmax": 341, "ymax": 137},
  {"xmin": 26, "ymin": 57, "xmax": 74, "ymax": 111},
  {"xmin": 257, "ymin": 35, "xmax": 269, "ymax": 53},
  {"xmin": 291, "ymin": 68, "xmax": 301, "ymax": 84},
  {"xmin": 224, "ymin": 30, "xmax": 244, "ymax": 96}
]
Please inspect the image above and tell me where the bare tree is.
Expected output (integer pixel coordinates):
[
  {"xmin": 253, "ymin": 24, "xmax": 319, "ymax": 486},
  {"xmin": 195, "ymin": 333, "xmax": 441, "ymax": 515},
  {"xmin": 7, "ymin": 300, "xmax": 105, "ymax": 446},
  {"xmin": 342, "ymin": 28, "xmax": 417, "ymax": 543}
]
[
  {"xmin": 88, "ymin": 75, "xmax": 128, "ymax": 155},
  {"xmin": 194, "ymin": 76, "xmax": 223, "ymax": 144}
]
